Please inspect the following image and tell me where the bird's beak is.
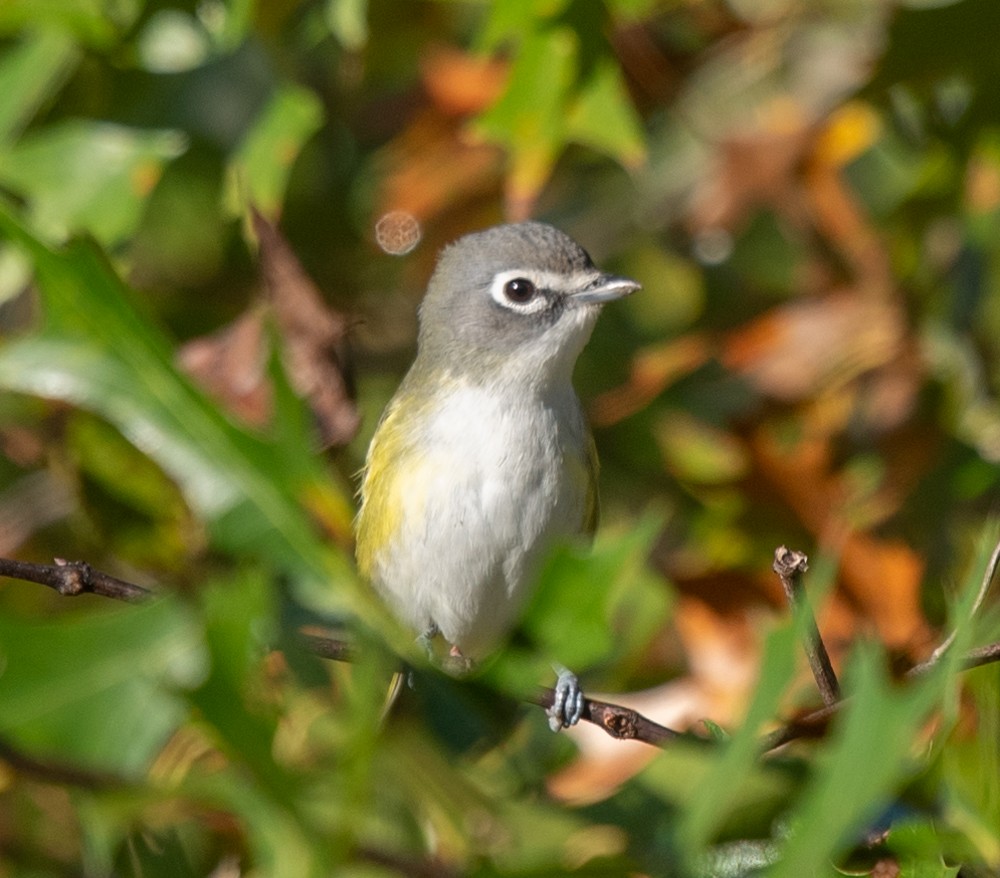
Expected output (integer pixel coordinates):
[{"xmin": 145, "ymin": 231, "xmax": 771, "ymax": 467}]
[{"xmin": 572, "ymin": 273, "xmax": 641, "ymax": 305}]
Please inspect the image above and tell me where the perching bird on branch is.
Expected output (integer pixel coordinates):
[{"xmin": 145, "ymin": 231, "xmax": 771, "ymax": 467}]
[{"xmin": 355, "ymin": 221, "xmax": 639, "ymax": 730}]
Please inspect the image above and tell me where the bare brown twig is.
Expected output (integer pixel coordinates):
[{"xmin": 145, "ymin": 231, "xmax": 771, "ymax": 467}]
[
  {"xmin": 532, "ymin": 688, "xmax": 680, "ymax": 746},
  {"xmin": 0, "ymin": 735, "xmax": 127, "ymax": 789},
  {"xmin": 0, "ymin": 556, "xmax": 681, "ymax": 748},
  {"xmin": 0, "ymin": 557, "xmax": 149, "ymax": 601},
  {"xmin": 4, "ymin": 547, "xmax": 999, "ymax": 754},
  {"xmin": 773, "ymin": 546, "xmax": 841, "ymax": 706}
]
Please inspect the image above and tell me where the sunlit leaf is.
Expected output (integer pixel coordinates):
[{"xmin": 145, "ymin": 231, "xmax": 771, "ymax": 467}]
[
  {"xmin": 472, "ymin": 23, "xmax": 575, "ymax": 209},
  {"xmin": 0, "ymin": 30, "xmax": 78, "ymax": 147},
  {"xmin": 0, "ymin": 207, "xmax": 359, "ymax": 606},
  {"xmin": 0, "ymin": 121, "xmax": 187, "ymax": 245},
  {"xmin": 770, "ymin": 648, "xmax": 946, "ymax": 877},
  {"xmin": 229, "ymin": 84, "xmax": 324, "ymax": 218},
  {"xmin": 325, "ymin": 0, "xmax": 368, "ymax": 50},
  {"xmin": 0, "ymin": 0, "xmax": 131, "ymax": 46},
  {"xmin": 0, "ymin": 597, "xmax": 203, "ymax": 775},
  {"xmin": 565, "ymin": 54, "xmax": 646, "ymax": 169}
]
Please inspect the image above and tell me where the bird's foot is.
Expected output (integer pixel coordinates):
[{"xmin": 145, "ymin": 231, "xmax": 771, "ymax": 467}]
[
  {"xmin": 443, "ymin": 643, "xmax": 475, "ymax": 675},
  {"xmin": 416, "ymin": 623, "xmax": 440, "ymax": 661},
  {"xmin": 547, "ymin": 666, "xmax": 585, "ymax": 732}
]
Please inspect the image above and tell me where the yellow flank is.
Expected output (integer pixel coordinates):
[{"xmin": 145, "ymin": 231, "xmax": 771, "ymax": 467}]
[
  {"xmin": 355, "ymin": 398, "xmax": 419, "ymax": 579},
  {"xmin": 357, "ymin": 382, "xmax": 602, "ymax": 581}
]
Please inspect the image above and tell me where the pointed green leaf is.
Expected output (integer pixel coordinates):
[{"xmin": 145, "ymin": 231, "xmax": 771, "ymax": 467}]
[
  {"xmin": 566, "ymin": 54, "xmax": 647, "ymax": 169},
  {"xmin": 0, "ymin": 30, "xmax": 78, "ymax": 146},
  {"xmin": 0, "ymin": 207, "xmax": 359, "ymax": 609},
  {"xmin": 229, "ymin": 84, "xmax": 324, "ymax": 218},
  {"xmin": 0, "ymin": 598, "xmax": 203, "ymax": 775},
  {"xmin": 0, "ymin": 121, "xmax": 186, "ymax": 245}
]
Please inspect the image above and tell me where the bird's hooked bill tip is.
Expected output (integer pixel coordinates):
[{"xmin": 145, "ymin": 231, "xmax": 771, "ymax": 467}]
[{"xmin": 572, "ymin": 274, "xmax": 641, "ymax": 305}]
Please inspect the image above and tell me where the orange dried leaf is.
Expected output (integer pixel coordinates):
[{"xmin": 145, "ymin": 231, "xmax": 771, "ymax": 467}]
[
  {"xmin": 252, "ymin": 209, "xmax": 360, "ymax": 448},
  {"xmin": 590, "ymin": 334, "xmax": 710, "ymax": 426},
  {"xmin": 722, "ymin": 292, "xmax": 906, "ymax": 401},
  {"xmin": 421, "ymin": 46, "xmax": 507, "ymax": 116}
]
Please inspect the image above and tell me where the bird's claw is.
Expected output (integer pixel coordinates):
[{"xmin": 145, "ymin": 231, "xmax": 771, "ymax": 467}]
[{"xmin": 547, "ymin": 668, "xmax": 584, "ymax": 731}]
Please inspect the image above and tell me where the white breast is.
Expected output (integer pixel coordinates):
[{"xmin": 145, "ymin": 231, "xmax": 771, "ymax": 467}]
[{"xmin": 375, "ymin": 380, "xmax": 589, "ymax": 657}]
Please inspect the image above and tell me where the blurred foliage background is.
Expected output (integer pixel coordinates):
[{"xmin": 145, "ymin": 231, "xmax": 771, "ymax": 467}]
[{"xmin": 1, "ymin": 0, "xmax": 1000, "ymax": 875}]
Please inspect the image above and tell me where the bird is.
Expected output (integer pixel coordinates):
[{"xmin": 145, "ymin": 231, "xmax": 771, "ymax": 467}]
[{"xmin": 354, "ymin": 221, "xmax": 639, "ymax": 730}]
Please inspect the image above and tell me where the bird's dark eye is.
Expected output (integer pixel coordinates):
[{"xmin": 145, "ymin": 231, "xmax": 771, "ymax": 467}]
[{"xmin": 503, "ymin": 277, "xmax": 536, "ymax": 303}]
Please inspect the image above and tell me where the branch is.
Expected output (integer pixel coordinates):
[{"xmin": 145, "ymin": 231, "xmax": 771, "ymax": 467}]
[
  {"xmin": 0, "ymin": 735, "xmax": 127, "ymax": 789},
  {"xmin": 773, "ymin": 546, "xmax": 841, "ymax": 706},
  {"xmin": 532, "ymin": 688, "xmax": 680, "ymax": 746},
  {"xmin": 355, "ymin": 845, "xmax": 463, "ymax": 878},
  {"xmin": 0, "ymin": 556, "xmax": 149, "ymax": 601},
  {"xmin": 906, "ymin": 533, "xmax": 1000, "ymax": 675},
  {"xmin": 761, "ymin": 535, "xmax": 1000, "ymax": 753},
  {"xmin": 0, "ymin": 556, "xmax": 680, "ymax": 748},
  {"xmin": 5, "ymin": 550, "xmax": 998, "ymax": 754}
]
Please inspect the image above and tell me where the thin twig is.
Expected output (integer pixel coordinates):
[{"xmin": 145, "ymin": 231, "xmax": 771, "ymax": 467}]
[
  {"xmin": 0, "ymin": 557, "xmax": 149, "ymax": 601},
  {"xmin": 912, "ymin": 534, "xmax": 1000, "ymax": 673},
  {"xmin": 0, "ymin": 735, "xmax": 127, "ymax": 789},
  {"xmin": 5, "ymin": 553, "xmax": 999, "ymax": 753},
  {"xmin": 355, "ymin": 845, "xmax": 464, "ymax": 878},
  {"xmin": 299, "ymin": 631, "xmax": 355, "ymax": 663},
  {"xmin": 531, "ymin": 688, "xmax": 680, "ymax": 746},
  {"xmin": 759, "ymin": 702, "xmax": 840, "ymax": 753},
  {"xmin": 0, "ymin": 556, "xmax": 679, "ymax": 748},
  {"xmin": 773, "ymin": 546, "xmax": 841, "ymax": 706}
]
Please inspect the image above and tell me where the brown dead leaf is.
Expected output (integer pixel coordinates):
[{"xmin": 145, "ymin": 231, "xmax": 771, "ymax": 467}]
[
  {"xmin": 545, "ymin": 679, "xmax": 697, "ymax": 803},
  {"xmin": 805, "ymin": 102, "xmax": 892, "ymax": 296},
  {"xmin": 420, "ymin": 45, "xmax": 507, "ymax": 117},
  {"xmin": 548, "ymin": 597, "xmax": 759, "ymax": 804},
  {"xmin": 372, "ymin": 48, "xmax": 505, "ymax": 226},
  {"xmin": 373, "ymin": 112, "xmax": 504, "ymax": 225},
  {"xmin": 590, "ymin": 334, "xmax": 711, "ymax": 427},
  {"xmin": 752, "ymin": 426, "xmax": 933, "ymax": 652},
  {"xmin": 178, "ymin": 307, "xmax": 271, "ymax": 428},
  {"xmin": 722, "ymin": 290, "xmax": 911, "ymax": 414},
  {"xmin": 253, "ymin": 209, "xmax": 360, "ymax": 448},
  {"xmin": 688, "ymin": 101, "xmax": 892, "ymax": 297},
  {"xmin": 838, "ymin": 531, "xmax": 930, "ymax": 650},
  {"xmin": 686, "ymin": 122, "xmax": 812, "ymax": 235},
  {"xmin": 179, "ymin": 212, "xmax": 360, "ymax": 448}
]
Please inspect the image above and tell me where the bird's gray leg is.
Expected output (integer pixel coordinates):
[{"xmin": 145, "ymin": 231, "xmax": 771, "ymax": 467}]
[
  {"xmin": 548, "ymin": 665, "xmax": 585, "ymax": 731},
  {"xmin": 405, "ymin": 623, "xmax": 441, "ymax": 688},
  {"xmin": 416, "ymin": 622, "xmax": 440, "ymax": 661}
]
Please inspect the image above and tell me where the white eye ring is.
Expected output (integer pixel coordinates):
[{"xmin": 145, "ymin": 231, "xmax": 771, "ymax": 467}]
[
  {"xmin": 489, "ymin": 269, "xmax": 550, "ymax": 313},
  {"xmin": 487, "ymin": 267, "xmax": 607, "ymax": 313}
]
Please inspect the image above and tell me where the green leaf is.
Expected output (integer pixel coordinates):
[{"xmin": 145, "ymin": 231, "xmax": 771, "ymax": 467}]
[
  {"xmin": 677, "ymin": 624, "xmax": 798, "ymax": 856},
  {"xmin": 0, "ymin": 30, "xmax": 79, "ymax": 147},
  {"xmin": 325, "ymin": 0, "xmax": 368, "ymax": 50},
  {"xmin": 228, "ymin": 84, "xmax": 324, "ymax": 218},
  {"xmin": 475, "ymin": 0, "xmax": 573, "ymax": 51},
  {"xmin": 0, "ymin": 598, "xmax": 203, "ymax": 775},
  {"xmin": 565, "ymin": 53, "xmax": 647, "ymax": 169},
  {"xmin": 886, "ymin": 820, "xmax": 966, "ymax": 878},
  {"xmin": 0, "ymin": 207, "xmax": 360, "ymax": 610},
  {"xmin": 701, "ymin": 718, "xmax": 730, "ymax": 742},
  {"xmin": 471, "ymin": 2, "xmax": 646, "ymax": 206},
  {"xmin": 472, "ymin": 23, "xmax": 575, "ymax": 205},
  {"xmin": 523, "ymin": 512, "xmax": 669, "ymax": 669},
  {"xmin": 0, "ymin": 121, "xmax": 187, "ymax": 245},
  {"xmin": 769, "ymin": 647, "xmax": 947, "ymax": 877},
  {"xmin": 639, "ymin": 738, "xmax": 797, "ymax": 843},
  {"xmin": 0, "ymin": 0, "xmax": 132, "ymax": 46}
]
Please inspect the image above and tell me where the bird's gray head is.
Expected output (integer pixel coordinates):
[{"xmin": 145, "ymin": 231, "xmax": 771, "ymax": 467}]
[{"xmin": 416, "ymin": 222, "xmax": 639, "ymax": 386}]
